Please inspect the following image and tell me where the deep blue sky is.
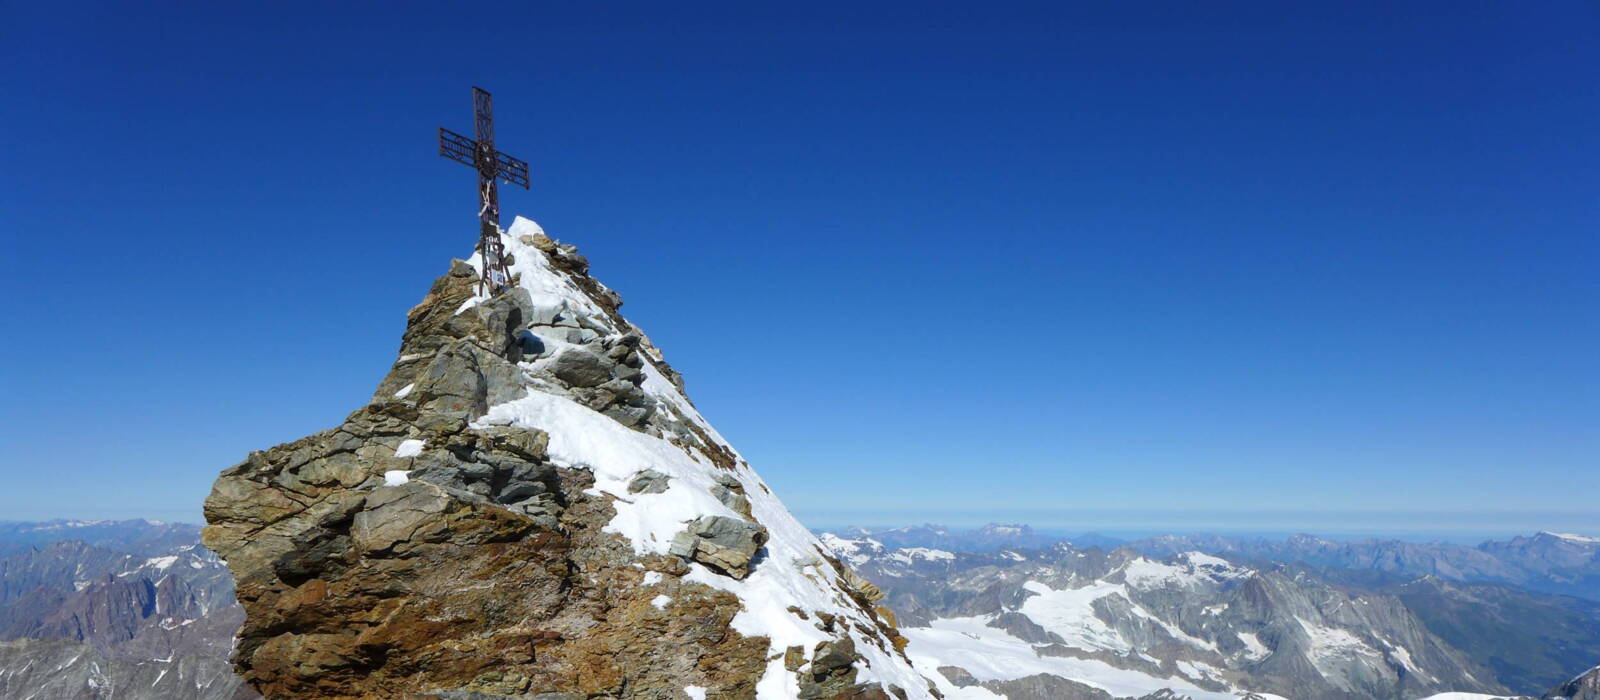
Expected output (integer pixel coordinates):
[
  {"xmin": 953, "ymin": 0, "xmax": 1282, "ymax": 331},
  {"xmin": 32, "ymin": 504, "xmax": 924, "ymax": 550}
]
[{"xmin": 2, "ymin": 2, "xmax": 1595, "ymax": 537}]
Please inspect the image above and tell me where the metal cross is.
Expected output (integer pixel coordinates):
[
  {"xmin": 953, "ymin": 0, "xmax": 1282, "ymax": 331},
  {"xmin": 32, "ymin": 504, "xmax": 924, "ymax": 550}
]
[{"xmin": 439, "ymin": 86, "xmax": 530, "ymax": 295}]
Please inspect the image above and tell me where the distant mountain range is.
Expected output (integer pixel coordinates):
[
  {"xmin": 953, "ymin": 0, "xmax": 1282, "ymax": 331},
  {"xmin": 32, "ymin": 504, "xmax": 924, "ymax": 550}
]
[
  {"xmin": 0, "ymin": 519, "xmax": 202, "ymax": 558},
  {"xmin": 0, "ymin": 520, "xmax": 249, "ymax": 700},
  {"xmin": 1131, "ymin": 531, "xmax": 1600, "ymax": 603},
  {"xmin": 828, "ymin": 523, "xmax": 1069, "ymax": 552},
  {"xmin": 819, "ymin": 525, "xmax": 1600, "ymax": 699},
  {"xmin": 824, "ymin": 524, "xmax": 1600, "ymax": 602},
  {"xmin": 2, "ymin": 518, "xmax": 1594, "ymax": 700}
]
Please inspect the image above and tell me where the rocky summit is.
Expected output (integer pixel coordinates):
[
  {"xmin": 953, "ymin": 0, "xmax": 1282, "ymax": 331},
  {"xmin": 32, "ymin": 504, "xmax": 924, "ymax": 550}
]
[{"xmin": 202, "ymin": 218, "xmax": 934, "ymax": 700}]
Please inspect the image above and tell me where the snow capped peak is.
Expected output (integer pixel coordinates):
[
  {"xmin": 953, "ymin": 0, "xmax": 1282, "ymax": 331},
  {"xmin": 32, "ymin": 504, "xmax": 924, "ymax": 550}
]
[
  {"xmin": 979, "ymin": 523, "xmax": 1029, "ymax": 535},
  {"xmin": 818, "ymin": 533, "xmax": 886, "ymax": 567},
  {"xmin": 888, "ymin": 547, "xmax": 956, "ymax": 565},
  {"xmin": 1538, "ymin": 531, "xmax": 1600, "ymax": 544},
  {"xmin": 1119, "ymin": 552, "xmax": 1251, "ymax": 590},
  {"xmin": 1177, "ymin": 551, "xmax": 1236, "ymax": 570}
]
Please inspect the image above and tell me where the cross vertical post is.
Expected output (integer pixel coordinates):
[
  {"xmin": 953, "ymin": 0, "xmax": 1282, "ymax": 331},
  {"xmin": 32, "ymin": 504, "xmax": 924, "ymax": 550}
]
[{"xmin": 438, "ymin": 86, "xmax": 531, "ymax": 296}]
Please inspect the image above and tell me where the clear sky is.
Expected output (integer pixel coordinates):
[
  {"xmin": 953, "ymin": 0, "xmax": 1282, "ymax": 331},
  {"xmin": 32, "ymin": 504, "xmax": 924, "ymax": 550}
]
[{"xmin": 2, "ymin": 2, "xmax": 1595, "ymax": 537}]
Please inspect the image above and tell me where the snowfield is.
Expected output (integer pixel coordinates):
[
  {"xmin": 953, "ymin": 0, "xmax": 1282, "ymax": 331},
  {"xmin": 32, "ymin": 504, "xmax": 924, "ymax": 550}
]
[{"xmin": 902, "ymin": 616, "xmax": 1285, "ymax": 700}]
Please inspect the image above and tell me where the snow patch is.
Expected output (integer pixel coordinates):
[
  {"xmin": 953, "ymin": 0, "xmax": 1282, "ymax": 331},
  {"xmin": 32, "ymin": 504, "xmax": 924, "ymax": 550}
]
[
  {"xmin": 888, "ymin": 547, "xmax": 955, "ymax": 565},
  {"xmin": 383, "ymin": 470, "xmax": 411, "ymax": 486},
  {"xmin": 394, "ymin": 439, "xmax": 425, "ymax": 458},
  {"xmin": 818, "ymin": 533, "xmax": 883, "ymax": 567},
  {"xmin": 1543, "ymin": 531, "xmax": 1600, "ymax": 544},
  {"xmin": 1236, "ymin": 631, "xmax": 1270, "ymax": 661},
  {"xmin": 1295, "ymin": 617, "xmax": 1381, "ymax": 690},
  {"xmin": 1018, "ymin": 580, "xmax": 1131, "ymax": 653},
  {"xmin": 902, "ymin": 617, "xmax": 1261, "ymax": 700}
]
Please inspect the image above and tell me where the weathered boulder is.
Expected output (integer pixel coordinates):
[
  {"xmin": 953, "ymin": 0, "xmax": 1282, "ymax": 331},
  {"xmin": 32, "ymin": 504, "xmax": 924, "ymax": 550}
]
[
  {"xmin": 670, "ymin": 515, "xmax": 769, "ymax": 580},
  {"xmin": 626, "ymin": 468, "xmax": 671, "ymax": 495},
  {"xmin": 711, "ymin": 471, "xmax": 753, "ymax": 517},
  {"xmin": 549, "ymin": 347, "xmax": 612, "ymax": 388}
]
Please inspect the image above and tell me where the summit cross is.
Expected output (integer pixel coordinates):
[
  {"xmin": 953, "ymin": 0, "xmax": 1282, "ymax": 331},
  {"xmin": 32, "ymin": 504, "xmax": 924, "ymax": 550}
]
[{"xmin": 439, "ymin": 86, "xmax": 530, "ymax": 295}]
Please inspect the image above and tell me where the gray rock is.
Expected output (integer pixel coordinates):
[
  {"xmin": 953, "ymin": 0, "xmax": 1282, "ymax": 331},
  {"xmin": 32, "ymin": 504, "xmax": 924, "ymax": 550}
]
[
  {"xmin": 351, "ymin": 482, "xmax": 453, "ymax": 554},
  {"xmin": 550, "ymin": 348, "xmax": 613, "ymax": 388},
  {"xmin": 410, "ymin": 339, "xmax": 524, "ymax": 419},
  {"xmin": 482, "ymin": 426, "xmax": 550, "ymax": 461},
  {"xmin": 480, "ymin": 352, "xmax": 525, "ymax": 406},
  {"xmin": 415, "ymin": 340, "xmax": 491, "ymax": 419},
  {"xmin": 938, "ymin": 666, "xmax": 979, "ymax": 687},
  {"xmin": 612, "ymin": 362, "xmax": 644, "ymax": 383},
  {"xmin": 811, "ymin": 636, "xmax": 857, "ymax": 673},
  {"xmin": 553, "ymin": 243, "xmax": 589, "ymax": 272},
  {"xmin": 669, "ymin": 515, "xmax": 769, "ymax": 579},
  {"xmin": 496, "ymin": 480, "xmax": 547, "ymax": 504},
  {"xmin": 990, "ymin": 611, "xmax": 1066, "ymax": 645},
  {"xmin": 470, "ymin": 286, "xmax": 532, "ymax": 359},
  {"xmin": 713, "ymin": 485, "xmax": 751, "ymax": 517},
  {"xmin": 980, "ymin": 673, "xmax": 1115, "ymax": 700},
  {"xmin": 710, "ymin": 472, "xmax": 752, "ymax": 516},
  {"xmin": 604, "ymin": 404, "xmax": 652, "ymax": 428},
  {"xmin": 798, "ymin": 637, "xmax": 862, "ymax": 699},
  {"xmin": 627, "ymin": 469, "xmax": 672, "ymax": 495}
]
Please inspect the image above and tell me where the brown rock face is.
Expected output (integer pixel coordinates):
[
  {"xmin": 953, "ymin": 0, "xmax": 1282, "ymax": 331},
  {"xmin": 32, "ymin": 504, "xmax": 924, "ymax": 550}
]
[{"xmin": 204, "ymin": 225, "xmax": 933, "ymax": 699}]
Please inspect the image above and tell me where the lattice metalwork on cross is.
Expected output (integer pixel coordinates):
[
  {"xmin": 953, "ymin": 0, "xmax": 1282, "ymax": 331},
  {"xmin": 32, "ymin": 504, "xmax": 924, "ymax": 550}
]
[{"xmin": 439, "ymin": 87, "xmax": 530, "ymax": 295}]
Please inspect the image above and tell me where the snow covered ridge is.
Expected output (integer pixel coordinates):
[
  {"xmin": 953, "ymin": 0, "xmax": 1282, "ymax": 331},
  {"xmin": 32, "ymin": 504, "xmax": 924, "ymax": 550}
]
[
  {"xmin": 1540, "ymin": 531, "xmax": 1600, "ymax": 545},
  {"xmin": 203, "ymin": 216, "xmax": 937, "ymax": 698},
  {"xmin": 459, "ymin": 218, "xmax": 934, "ymax": 698},
  {"xmin": 824, "ymin": 533, "xmax": 1524, "ymax": 699}
]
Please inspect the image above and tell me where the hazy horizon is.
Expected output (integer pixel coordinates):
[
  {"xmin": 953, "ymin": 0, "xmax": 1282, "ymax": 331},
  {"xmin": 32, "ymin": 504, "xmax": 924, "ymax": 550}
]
[{"xmin": 8, "ymin": 507, "xmax": 1593, "ymax": 546}]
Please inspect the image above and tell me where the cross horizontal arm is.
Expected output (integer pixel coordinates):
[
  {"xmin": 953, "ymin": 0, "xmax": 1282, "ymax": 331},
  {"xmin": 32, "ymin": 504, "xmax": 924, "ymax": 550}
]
[
  {"xmin": 438, "ymin": 127, "xmax": 477, "ymax": 168},
  {"xmin": 496, "ymin": 152, "xmax": 530, "ymax": 189}
]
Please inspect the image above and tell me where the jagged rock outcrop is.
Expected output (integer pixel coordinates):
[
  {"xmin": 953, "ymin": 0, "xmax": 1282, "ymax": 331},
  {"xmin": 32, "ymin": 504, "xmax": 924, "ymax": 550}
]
[
  {"xmin": 1547, "ymin": 665, "xmax": 1600, "ymax": 700},
  {"xmin": 203, "ymin": 218, "xmax": 935, "ymax": 699}
]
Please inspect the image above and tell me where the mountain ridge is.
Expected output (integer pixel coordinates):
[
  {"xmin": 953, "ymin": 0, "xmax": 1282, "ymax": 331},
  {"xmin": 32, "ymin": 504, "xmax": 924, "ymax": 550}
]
[
  {"xmin": 201, "ymin": 219, "xmax": 934, "ymax": 699},
  {"xmin": 819, "ymin": 525, "xmax": 1600, "ymax": 602},
  {"xmin": 820, "ymin": 531, "xmax": 1600, "ymax": 699}
]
